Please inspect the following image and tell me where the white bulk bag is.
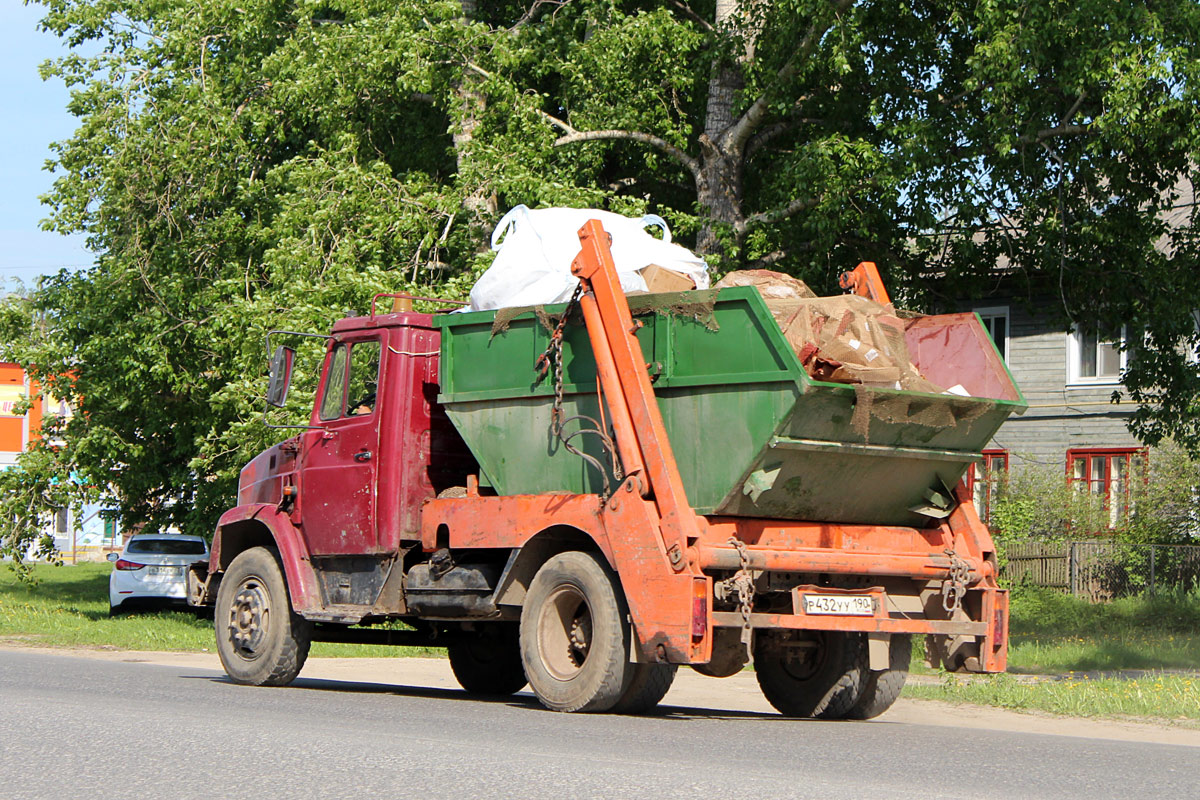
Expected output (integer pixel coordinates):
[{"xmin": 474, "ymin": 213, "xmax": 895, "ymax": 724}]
[{"xmin": 465, "ymin": 205, "xmax": 710, "ymax": 312}]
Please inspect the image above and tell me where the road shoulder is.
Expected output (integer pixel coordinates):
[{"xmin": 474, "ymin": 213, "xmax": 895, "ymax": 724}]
[{"xmin": 5, "ymin": 642, "xmax": 1198, "ymax": 747}]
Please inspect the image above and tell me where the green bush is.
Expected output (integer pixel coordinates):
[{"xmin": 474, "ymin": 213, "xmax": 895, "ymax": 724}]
[
  {"xmin": 988, "ymin": 463, "xmax": 1108, "ymax": 545},
  {"xmin": 1008, "ymin": 584, "xmax": 1200, "ymax": 637},
  {"xmin": 1121, "ymin": 443, "xmax": 1200, "ymax": 546},
  {"xmin": 990, "ymin": 443, "xmax": 1200, "ymax": 548}
]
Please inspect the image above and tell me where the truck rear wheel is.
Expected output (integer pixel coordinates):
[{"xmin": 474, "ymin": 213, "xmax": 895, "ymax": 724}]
[
  {"xmin": 844, "ymin": 634, "xmax": 911, "ymax": 720},
  {"xmin": 448, "ymin": 624, "xmax": 528, "ymax": 696},
  {"xmin": 519, "ymin": 551, "xmax": 632, "ymax": 713},
  {"xmin": 215, "ymin": 546, "xmax": 311, "ymax": 687},
  {"xmin": 611, "ymin": 663, "xmax": 677, "ymax": 715},
  {"xmin": 754, "ymin": 631, "xmax": 866, "ymax": 718}
]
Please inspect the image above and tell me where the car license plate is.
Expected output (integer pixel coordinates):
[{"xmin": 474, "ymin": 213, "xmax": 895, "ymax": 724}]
[
  {"xmin": 148, "ymin": 566, "xmax": 181, "ymax": 577},
  {"xmin": 802, "ymin": 594, "xmax": 875, "ymax": 616}
]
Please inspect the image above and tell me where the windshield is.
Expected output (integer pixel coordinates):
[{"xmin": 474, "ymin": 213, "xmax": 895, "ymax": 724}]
[{"xmin": 126, "ymin": 538, "xmax": 207, "ymax": 556}]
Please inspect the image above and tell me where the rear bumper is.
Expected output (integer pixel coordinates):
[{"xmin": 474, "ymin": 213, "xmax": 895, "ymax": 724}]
[
  {"xmin": 109, "ymin": 576, "xmax": 188, "ymax": 608},
  {"xmin": 696, "ymin": 514, "xmax": 1009, "ymax": 673}
]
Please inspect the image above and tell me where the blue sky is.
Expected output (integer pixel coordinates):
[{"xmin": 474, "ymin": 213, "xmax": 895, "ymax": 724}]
[{"xmin": 0, "ymin": 1, "xmax": 92, "ymax": 288}]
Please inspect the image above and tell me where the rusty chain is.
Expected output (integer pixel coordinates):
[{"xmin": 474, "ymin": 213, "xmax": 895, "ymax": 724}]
[
  {"xmin": 727, "ymin": 536, "xmax": 756, "ymax": 662},
  {"xmin": 535, "ymin": 284, "xmax": 583, "ymax": 433},
  {"xmin": 534, "ymin": 283, "xmax": 622, "ymax": 499},
  {"xmin": 941, "ymin": 548, "xmax": 970, "ymax": 614}
]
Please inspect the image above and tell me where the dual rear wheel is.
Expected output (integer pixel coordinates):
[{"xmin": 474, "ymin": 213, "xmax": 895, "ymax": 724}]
[
  {"xmin": 754, "ymin": 630, "xmax": 911, "ymax": 720},
  {"xmin": 516, "ymin": 550, "xmax": 675, "ymax": 714},
  {"xmin": 453, "ymin": 550, "xmax": 676, "ymax": 714}
]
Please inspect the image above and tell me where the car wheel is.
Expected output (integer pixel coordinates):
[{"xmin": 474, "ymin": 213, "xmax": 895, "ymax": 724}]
[
  {"xmin": 519, "ymin": 551, "xmax": 634, "ymax": 713},
  {"xmin": 448, "ymin": 624, "xmax": 527, "ymax": 695},
  {"xmin": 214, "ymin": 547, "xmax": 311, "ymax": 686},
  {"xmin": 754, "ymin": 630, "xmax": 866, "ymax": 718}
]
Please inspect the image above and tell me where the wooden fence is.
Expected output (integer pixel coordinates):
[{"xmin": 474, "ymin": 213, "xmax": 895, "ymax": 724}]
[{"xmin": 1002, "ymin": 541, "xmax": 1200, "ymax": 601}]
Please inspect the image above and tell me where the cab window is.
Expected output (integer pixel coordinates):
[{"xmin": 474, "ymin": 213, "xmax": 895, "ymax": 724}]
[
  {"xmin": 318, "ymin": 344, "xmax": 349, "ymax": 420},
  {"xmin": 346, "ymin": 341, "xmax": 381, "ymax": 416}
]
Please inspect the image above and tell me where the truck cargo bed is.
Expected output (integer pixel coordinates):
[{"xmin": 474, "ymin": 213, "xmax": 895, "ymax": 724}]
[{"xmin": 433, "ymin": 286, "xmax": 1025, "ymax": 526}]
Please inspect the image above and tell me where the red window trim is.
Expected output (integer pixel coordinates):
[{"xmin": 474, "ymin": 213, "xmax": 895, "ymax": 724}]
[
  {"xmin": 966, "ymin": 449, "xmax": 1009, "ymax": 523},
  {"xmin": 1065, "ymin": 447, "xmax": 1148, "ymax": 527}
]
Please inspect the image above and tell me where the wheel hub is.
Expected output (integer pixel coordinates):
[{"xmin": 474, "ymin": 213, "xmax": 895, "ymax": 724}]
[
  {"xmin": 228, "ymin": 579, "xmax": 271, "ymax": 659},
  {"xmin": 568, "ymin": 612, "xmax": 592, "ymax": 667},
  {"xmin": 538, "ymin": 585, "xmax": 594, "ymax": 680}
]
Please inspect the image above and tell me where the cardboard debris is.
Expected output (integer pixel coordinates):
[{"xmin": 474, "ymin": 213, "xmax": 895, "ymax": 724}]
[
  {"xmin": 638, "ymin": 263, "xmax": 696, "ymax": 293},
  {"xmin": 714, "ymin": 269, "xmax": 817, "ymax": 300},
  {"xmin": 717, "ymin": 270, "xmax": 945, "ymax": 393}
]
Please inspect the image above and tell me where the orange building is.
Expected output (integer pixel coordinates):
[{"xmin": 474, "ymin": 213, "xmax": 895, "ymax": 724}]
[
  {"xmin": 0, "ymin": 362, "xmax": 44, "ymax": 467},
  {"xmin": 0, "ymin": 363, "xmax": 109, "ymax": 560}
]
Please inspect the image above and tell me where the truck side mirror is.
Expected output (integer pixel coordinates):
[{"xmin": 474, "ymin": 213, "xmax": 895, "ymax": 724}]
[{"xmin": 267, "ymin": 345, "xmax": 296, "ymax": 407}]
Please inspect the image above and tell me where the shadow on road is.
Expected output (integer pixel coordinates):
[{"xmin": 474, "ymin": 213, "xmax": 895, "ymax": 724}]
[{"xmin": 193, "ymin": 672, "xmax": 801, "ymax": 721}]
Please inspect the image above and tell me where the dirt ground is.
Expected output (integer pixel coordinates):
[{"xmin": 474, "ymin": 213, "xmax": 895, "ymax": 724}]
[{"xmin": 7, "ymin": 642, "xmax": 1198, "ymax": 747}]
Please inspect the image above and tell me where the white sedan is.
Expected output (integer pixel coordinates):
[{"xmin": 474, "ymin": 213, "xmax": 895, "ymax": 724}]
[{"xmin": 108, "ymin": 534, "xmax": 210, "ymax": 615}]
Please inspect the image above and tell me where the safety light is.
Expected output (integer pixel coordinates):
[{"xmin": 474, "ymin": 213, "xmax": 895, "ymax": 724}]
[{"xmin": 691, "ymin": 578, "xmax": 709, "ymax": 639}]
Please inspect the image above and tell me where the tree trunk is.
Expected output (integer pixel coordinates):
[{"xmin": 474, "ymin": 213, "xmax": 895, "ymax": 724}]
[
  {"xmin": 453, "ymin": 1, "xmax": 497, "ymax": 229},
  {"xmin": 696, "ymin": 0, "xmax": 748, "ymax": 259},
  {"xmin": 695, "ymin": 140, "xmax": 745, "ymax": 258}
]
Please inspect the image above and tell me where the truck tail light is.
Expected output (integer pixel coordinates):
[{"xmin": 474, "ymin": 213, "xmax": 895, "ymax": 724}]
[
  {"xmin": 114, "ymin": 559, "xmax": 145, "ymax": 571},
  {"xmin": 691, "ymin": 579, "xmax": 708, "ymax": 639}
]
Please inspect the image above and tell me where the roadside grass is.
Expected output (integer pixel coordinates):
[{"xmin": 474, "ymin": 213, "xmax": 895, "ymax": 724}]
[
  {"xmin": 905, "ymin": 586, "xmax": 1200, "ymax": 724},
  {"xmin": 904, "ymin": 673, "xmax": 1200, "ymax": 725},
  {"xmin": 1005, "ymin": 585, "xmax": 1200, "ymax": 673},
  {"xmin": 910, "ymin": 586, "xmax": 1200, "ymax": 675},
  {"xmin": 0, "ymin": 562, "xmax": 439, "ymax": 658}
]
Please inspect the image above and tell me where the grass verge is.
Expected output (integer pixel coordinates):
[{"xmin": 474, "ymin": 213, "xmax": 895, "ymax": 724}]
[
  {"xmin": 905, "ymin": 586, "xmax": 1200, "ymax": 724},
  {"xmin": 1005, "ymin": 585, "xmax": 1200, "ymax": 672},
  {"xmin": 0, "ymin": 562, "xmax": 439, "ymax": 658},
  {"xmin": 910, "ymin": 586, "xmax": 1200, "ymax": 675},
  {"xmin": 905, "ymin": 673, "xmax": 1200, "ymax": 725}
]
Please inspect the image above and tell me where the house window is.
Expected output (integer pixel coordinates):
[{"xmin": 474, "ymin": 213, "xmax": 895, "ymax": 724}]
[
  {"xmin": 966, "ymin": 449, "xmax": 1008, "ymax": 523},
  {"xmin": 1067, "ymin": 448, "xmax": 1146, "ymax": 527},
  {"xmin": 975, "ymin": 307, "xmax": 1009, "ymax": 362},
  {"xmin": 54, "ymin": 508, "xmax": 68, "ymax": 535},
  {"xmin": 1068, "ymin": 325, "xmax": 1127, "ymax": 384}
]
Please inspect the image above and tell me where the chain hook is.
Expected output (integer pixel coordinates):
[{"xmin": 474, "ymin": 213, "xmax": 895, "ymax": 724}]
[{"xmin": 941, "ymin": 548, "xmax": 970, "ymax": 615}]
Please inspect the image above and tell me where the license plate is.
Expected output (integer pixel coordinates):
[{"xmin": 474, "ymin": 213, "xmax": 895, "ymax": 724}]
[
  {"xmin": 148, "ymin": 566, "xmax": 182, "ymax": 577},
  {"xmin": 802, "ymin": 594, "xmax": 875, "ymax": 616}
]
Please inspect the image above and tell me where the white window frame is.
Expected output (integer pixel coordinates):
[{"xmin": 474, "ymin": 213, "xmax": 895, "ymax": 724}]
[
  {"xmin": 974, "ymin": 306, "xmax": 1009, "ymax": 362},
  {"xmin": 1067, "ymin": 325, "xmax": 1128, "ymax": 386}
]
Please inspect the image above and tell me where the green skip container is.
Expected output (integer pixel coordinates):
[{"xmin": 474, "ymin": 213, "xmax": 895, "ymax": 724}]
[{"xmin": 432, "ymin": 287, "xmax": 1025, "ymax": 526}]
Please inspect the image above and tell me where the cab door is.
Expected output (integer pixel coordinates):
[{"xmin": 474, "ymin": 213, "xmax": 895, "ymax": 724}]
[{"xmin": 297, "ymin": 336, "xmax": 383, "ymax": 555}]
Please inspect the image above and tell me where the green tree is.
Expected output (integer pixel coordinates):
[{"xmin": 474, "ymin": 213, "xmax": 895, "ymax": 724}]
[{"xmin": 3, "ymin": 0, "xmax": 1198, "ymax": 566}]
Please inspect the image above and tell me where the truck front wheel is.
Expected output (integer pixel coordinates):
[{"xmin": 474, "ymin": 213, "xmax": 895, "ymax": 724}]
[
  {"xmin": 754, "ymin": 630, "xmax": 866, "ymax": 718},
  {"xmin": 448, "ymin": 624, "xmax": 528, "ymax": 695},
  {"xmin": 215, "ymin": 546, "xmax": 311, "ymax": 686},
  {"xmin": 519, "ymin": 551, "xmax": 632, "ymax": 713}
]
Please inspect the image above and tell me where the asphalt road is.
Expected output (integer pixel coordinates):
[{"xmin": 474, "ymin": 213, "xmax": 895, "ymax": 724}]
[{"xmin": 1, "ymin": 649, "xmax": 1196, "ymax": 800}]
